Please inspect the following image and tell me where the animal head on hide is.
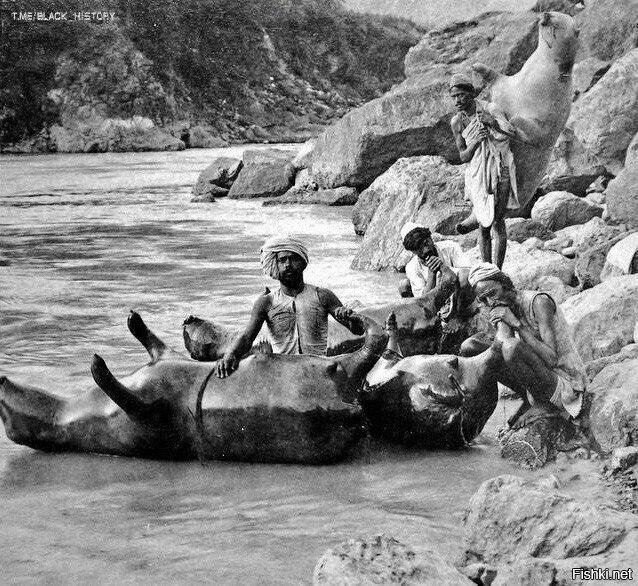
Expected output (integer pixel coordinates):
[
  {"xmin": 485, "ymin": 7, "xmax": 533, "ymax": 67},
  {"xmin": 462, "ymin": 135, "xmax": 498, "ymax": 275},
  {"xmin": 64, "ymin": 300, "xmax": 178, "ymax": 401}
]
[{"xmin": 538, "ymin": 11, "xmax": 580, "ymax": 73}]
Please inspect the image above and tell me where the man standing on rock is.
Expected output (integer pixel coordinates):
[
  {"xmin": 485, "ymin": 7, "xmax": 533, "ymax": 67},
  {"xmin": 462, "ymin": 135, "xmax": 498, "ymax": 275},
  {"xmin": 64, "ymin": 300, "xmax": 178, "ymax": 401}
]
[
  {"xmin": 461, "ymin": 262, "xmax": 587, "ymax": 428},
  {"xmin": 450, "ymin": 73, "xmax": 519, "ymax": 269},
  {"xmin": 215, "ymin": 234, "xmax": 364, "ymax": 377}
]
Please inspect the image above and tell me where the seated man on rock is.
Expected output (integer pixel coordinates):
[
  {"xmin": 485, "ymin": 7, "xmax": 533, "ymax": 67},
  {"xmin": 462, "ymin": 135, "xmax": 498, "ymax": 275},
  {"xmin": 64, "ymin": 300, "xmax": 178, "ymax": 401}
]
[
  {"xmin": 399, "ymin": 222, "xmax": 467, "ymax": 307},
  {"xmin": 460, "ymin": 262, "xmax": 587, "ymax": 428},
  {"xmin": 215, "ymin": 234, "xmax": 364, "ymax": 377}
]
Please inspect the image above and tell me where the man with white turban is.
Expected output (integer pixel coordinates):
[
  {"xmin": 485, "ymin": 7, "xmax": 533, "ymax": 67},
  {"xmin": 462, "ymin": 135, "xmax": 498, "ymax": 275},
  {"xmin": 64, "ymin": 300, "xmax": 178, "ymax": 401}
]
[
  {"xmin": 215, "ymin": 234, "xmax": 364, "ymax": 378},
  {"xmin": 461, "ymin": 262, "xmax": 587, "ymax": 428}
]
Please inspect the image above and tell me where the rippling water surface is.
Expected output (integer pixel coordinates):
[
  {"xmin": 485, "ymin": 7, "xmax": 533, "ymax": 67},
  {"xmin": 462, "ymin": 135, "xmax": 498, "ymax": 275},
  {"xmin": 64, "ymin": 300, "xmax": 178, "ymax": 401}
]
[{"xmin": 0, "ymin": 148, "xmax": 520, "ymax": 583}]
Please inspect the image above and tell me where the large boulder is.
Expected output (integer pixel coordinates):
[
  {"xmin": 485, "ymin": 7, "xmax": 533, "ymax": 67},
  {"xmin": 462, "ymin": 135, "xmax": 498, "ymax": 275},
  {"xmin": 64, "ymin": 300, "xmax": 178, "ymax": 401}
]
[
  {"xmin": 586, "ymin": 343, "xmax": 638, "ymax": 380},
  {"xmin": 601, "ymin": 231, "xmax": 638, "ymax": 280},
  {"xmin": 228, "ymin": 148, "xmax": 295, "ymax": 198},
  {"xmin": 531, "ymin": 191, "xmax": 603, "ymax": 231},
  {"xmin": 544, "ymin": 49, "xmax": 638, "ymax": 189},
  {"xmin": 313, "ymin": 535, "xmax": 471, "ymax": 585},
  {"xmin": 544, "ymin": 217, "xmax": 626, "ymax": 253},
  {"xmin": 191, "ymin": 157, "xmax": 242, "ymax": 200},
  {"xmin": 606, "ymin": 158, "xmax": 638, "ymax": 228},
  {"xmin": 588, "ymin": 357, "xmax": 638, "ymax": 453},
  {"xmin": 351, "ymin": 156, "xmax": 469, "ymax": 271},
  {"xmin": 404, "ymin": 12, "xmax": 539, "ymax": 78},
  {"xmin": 464, "ymin": 239, "xmax": 576, "ymax": 290},
  {"xmin": 571, "ymin": 57, "xmax": 611, "ymax": 100},
  {"xmin": 463, "ymin": 475, "xmax": 632, "ymax": 566},
  {"xmin": 505, "ymin": 218, "xmax": 555, "ymax": 243},
  {"xmin": 575, "ymin": 232, "xmax": 630, "ymax": 289},
  {"xmin": 562, "ymin": 275, "xmax": 638, "ymax": 362},
  {"xmin": 308, "ymin": 11, "xmax": 539, "ymax": 190},
  {"xmin": 577, "ymin": 0, "xmax": 638, "ymax": 62}
]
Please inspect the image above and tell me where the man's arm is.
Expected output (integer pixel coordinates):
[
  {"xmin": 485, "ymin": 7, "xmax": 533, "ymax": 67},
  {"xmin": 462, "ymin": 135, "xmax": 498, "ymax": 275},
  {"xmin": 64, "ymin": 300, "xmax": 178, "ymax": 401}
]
[
  {"xmin": 451, "ymin": 114, "xmax": 486, "ymax": 163},
  {"xmin": 319, "ymin": 288, "xmax": 365, "ymax": 336},
  {"xmin": 477, "ymin": 108, "xmax": 539, "ymax": 146},
  {"xmin": 216, "ymin": 294, "xmax": 269, "ymax": 378},
  {"xmin": 518, "ymin": 295, "xmax": 559, "ymax": 368}
]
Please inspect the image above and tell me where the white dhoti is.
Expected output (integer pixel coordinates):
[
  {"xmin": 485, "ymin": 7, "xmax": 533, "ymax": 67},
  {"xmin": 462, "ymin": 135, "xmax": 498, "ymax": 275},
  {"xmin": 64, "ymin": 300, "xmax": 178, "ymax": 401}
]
[{"xmin": 462, "ymin": 101, "xmax": 519, "ymax": 228}]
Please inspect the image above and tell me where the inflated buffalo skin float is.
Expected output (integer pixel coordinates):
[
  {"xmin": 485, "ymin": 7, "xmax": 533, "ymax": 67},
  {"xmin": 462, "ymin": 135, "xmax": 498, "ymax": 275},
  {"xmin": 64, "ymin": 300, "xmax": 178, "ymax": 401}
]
[
  {"xmin": 0, "ymin": 311, "xmax": 387, "ymax": 464},
  {"xmin": 361, "ymin": 342, "xmax": 503, "ymax": 449}
]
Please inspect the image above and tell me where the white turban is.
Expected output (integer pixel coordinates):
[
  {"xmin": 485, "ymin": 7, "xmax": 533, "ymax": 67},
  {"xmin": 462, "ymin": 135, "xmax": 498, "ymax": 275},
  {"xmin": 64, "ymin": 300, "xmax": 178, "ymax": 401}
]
[
  {"xmin": 400, "ymin": 221, "xmax": 426, "ymax": 242},
  {"xmin": 468, "ymin": 262, "xmax": 502, "ymax": 288},
  {"xmin": 260, "ymin": 235, "xmax": 309, "ymax": 280}
]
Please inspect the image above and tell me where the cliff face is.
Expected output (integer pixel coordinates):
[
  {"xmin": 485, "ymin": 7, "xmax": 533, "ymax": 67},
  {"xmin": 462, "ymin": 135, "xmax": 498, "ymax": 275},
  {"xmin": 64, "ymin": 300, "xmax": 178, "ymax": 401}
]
[{"xmin": 1, "ymin": 0, "xmax": 423, "ymax": 152}]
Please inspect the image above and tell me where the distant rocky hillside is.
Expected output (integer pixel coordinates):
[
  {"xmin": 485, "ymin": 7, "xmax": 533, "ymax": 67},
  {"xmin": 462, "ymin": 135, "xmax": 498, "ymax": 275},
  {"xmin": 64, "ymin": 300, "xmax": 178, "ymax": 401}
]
[
  {"xmin": 1, "ymin": 0, "xmax": 423, "ymax": 152},
  {"xmin": 344, "ymin": 0, "xmax": 535, "ymax": 26}
]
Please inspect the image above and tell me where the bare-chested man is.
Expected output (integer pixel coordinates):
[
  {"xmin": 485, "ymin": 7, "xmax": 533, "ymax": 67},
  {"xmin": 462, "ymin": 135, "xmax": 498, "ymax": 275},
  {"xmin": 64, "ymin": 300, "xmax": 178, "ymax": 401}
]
[
  {"xmin": 461, "ymin": 262, "xmax": 587, "ymax": 428},
  {"xmin": 215, "ymin": 235, "xmax": 364, "ymax": 378}
]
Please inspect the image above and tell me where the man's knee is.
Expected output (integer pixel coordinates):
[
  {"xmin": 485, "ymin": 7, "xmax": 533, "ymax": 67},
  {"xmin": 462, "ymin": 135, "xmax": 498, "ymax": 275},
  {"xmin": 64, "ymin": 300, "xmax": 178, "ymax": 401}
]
[
  {"xmin": 460, "ymin": 336, "xmax": 484, "ymax": 357},
  {"xmin": 501, "ymin": 337, "xmax": 522, "ymax": 364},
  {"xmin": 399, "ymin": 279, "xmax": 413, "ymax": 298}
]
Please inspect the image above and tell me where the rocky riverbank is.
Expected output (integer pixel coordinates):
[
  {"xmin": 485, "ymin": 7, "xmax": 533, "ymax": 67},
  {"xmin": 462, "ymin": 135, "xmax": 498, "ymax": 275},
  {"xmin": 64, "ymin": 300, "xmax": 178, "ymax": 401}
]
[{"xmin": 1, "ymin": 0, "xmax": 424, "ymax": 154}]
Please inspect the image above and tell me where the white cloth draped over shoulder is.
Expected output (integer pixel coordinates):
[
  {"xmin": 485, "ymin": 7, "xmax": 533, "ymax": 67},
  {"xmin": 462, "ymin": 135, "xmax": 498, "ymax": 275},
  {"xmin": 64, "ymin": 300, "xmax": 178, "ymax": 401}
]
[{"xmin": 462, "ymin": 99, "xmax": 519, "ymax": 227}]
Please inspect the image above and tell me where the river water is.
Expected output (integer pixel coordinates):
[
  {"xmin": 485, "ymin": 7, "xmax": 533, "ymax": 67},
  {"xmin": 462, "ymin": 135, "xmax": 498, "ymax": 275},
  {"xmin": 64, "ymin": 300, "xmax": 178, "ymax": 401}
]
[{"xmin": 0, "ymin": 147, "xmax": 521, "ymax": 584}]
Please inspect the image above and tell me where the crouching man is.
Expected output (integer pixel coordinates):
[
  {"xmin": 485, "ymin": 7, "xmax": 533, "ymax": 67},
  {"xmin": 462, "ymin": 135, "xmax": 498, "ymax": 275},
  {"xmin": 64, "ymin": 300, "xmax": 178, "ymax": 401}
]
[{"xmin": 461, "ymin": 262, "xmax": 587, "ymax": 428}]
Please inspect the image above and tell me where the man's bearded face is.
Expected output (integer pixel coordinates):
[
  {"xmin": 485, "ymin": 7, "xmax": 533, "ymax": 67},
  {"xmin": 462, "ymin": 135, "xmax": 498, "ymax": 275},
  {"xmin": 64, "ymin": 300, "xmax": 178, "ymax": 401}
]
[{"xmin": 276, "ymin": 251, "xmax": 305, "ymax": 284}]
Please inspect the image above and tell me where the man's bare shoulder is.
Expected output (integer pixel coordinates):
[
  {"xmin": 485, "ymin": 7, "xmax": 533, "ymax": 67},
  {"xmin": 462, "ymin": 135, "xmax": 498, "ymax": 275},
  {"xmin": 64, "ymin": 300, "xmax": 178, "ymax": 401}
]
[
  {"xmin": 450, "ymin": 112, "xmax": 464, "ymax": 131},
  {"xmin": 532, "ymin": 292, "xmax": 557, "ymax": 317},
  {"xmin": 315, "ymin": 285, "xmax": 340, "ymax": 307}
]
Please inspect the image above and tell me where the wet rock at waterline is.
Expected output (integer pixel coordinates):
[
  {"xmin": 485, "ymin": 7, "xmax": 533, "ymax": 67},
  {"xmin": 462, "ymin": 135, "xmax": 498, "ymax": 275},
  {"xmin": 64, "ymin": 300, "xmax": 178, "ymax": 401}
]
[
  {"xmin": 263, "ymin": 187, "xmax": 358, "ymax": 207},
  {"xmin": 191, "ymin": 156, "xmax": 242, "ymax": 201},
  {"xmin": 228, "ymin": 148, "xmax": 296, "ymax": 199},
  {"xmin": 499, "ymin": 411, "xmax": 588, "ymax": 469},
  {"xmin": 463, "ymin": 475, "xmax": 632, "ymax": 565},
  {"xmin": 313, "ymin": 535, "xmax": 472, "ymax": 585}
]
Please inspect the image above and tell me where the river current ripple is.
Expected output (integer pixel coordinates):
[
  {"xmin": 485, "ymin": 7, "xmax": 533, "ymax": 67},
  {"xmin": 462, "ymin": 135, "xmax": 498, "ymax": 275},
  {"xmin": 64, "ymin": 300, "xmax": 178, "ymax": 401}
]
[{"xmin": 0, "ymin": 147, "xmax": 520, "ymax": 584}]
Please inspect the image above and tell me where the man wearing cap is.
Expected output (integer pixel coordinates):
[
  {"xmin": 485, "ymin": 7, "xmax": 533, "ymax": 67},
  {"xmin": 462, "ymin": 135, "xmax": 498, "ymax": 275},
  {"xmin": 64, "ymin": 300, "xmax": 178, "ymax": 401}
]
[
  {"xmin": 450, "ymin": 72, "xmax": 520, "ymax": 269},
  {"xmin": 215, "ymin": 234, "xmax": 364, "ymax": 378},
  {"xmin": 462, "ymin": 262, "xmax": 587, "ymax": 427}
]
